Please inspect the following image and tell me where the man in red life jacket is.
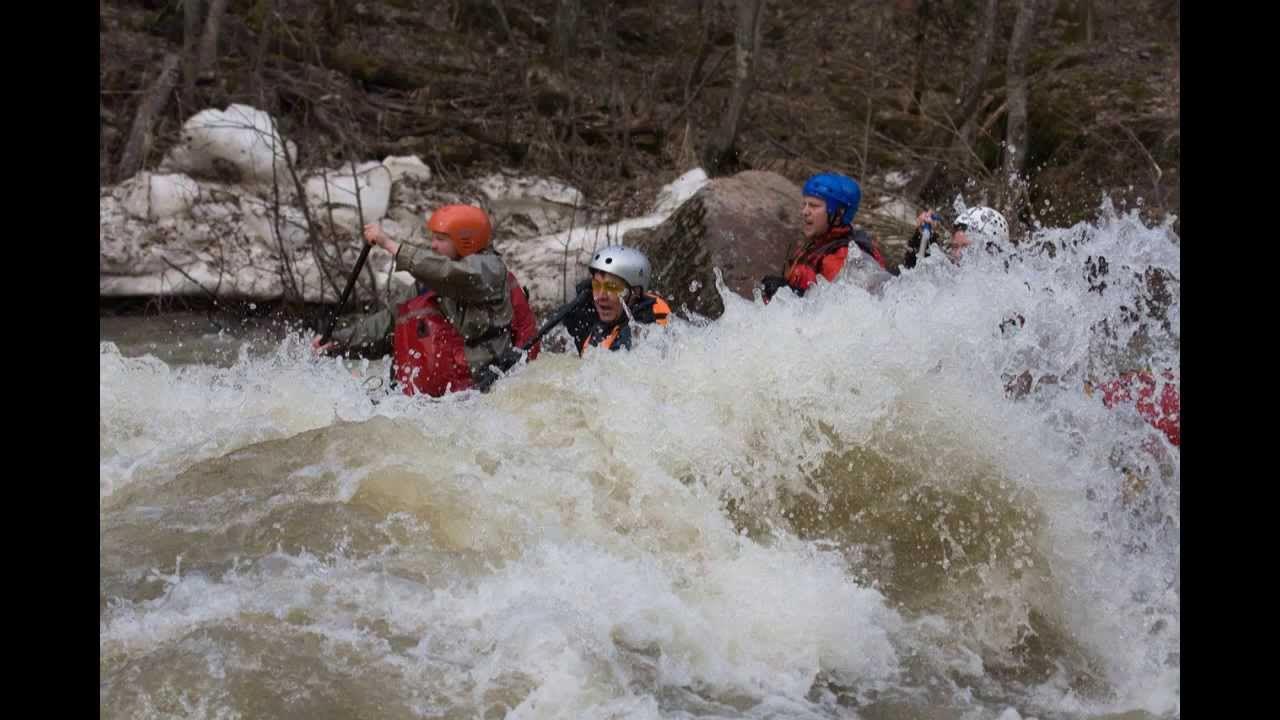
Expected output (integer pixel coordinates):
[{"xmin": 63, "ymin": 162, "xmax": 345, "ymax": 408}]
[
  {"xmin": 562, "ymin": 245, "xmax": 671, "ymax": 354},
  {"xmin": 312, "ymin": 204, "xmax": 537, "ymax": 396},
  {"xmin": 760, "ymin": 172, "xmax": 887, "ymax": 301}
]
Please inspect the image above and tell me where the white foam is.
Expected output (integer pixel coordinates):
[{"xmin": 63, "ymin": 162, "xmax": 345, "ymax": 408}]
[{"xmin": 101, "ymin": 200, "xmax": 1179, "ymax": 718}]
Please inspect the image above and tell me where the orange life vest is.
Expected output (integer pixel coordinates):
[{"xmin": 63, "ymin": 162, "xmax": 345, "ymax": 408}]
[{"xmin": 581, "ymin": 292, "xmax": 670, "ymax": 354}]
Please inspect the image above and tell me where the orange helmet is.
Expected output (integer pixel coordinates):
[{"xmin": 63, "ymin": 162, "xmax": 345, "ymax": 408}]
[{"xmin": 426, "ymin": 205, "xmax": 492, "ymax": 257}]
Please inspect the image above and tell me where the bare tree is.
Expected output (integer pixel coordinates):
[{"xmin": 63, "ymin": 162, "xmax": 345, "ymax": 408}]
[
  {"xmin": 322, "ymin": 0, "xmax": 347, "ymax": 38},
  {"xmin": 196, "ymin": 0, "xmax": 231, "ymax": 84},
  {"xmin": 182, "ymin": 0, "xmax": 201, "ymax": 107},
  {"xmin": 490, "ymin": 0, "xmax": 514, "ymax": 42},
  {"xmin": 551, "ymin": 0, "xmax": 580, "ymax": 71},
  {"xmin": 251, "ymin": 0, "xmax": 275, "ymax": 98},
  {"xmin": 1001, "ymin": 0, "xmax": 1046, "ymax": 217},
  {"xmin": 181, "ymin": 0, "xmax": 230, "ymax": 107},
  {"xmin": 906, "ymin": 0, "xmax": 932, "ymax": 115},
  {"xmin": 1172, "ymin": 1, "xmax": 1179, "ymax": 111},
  {"xmin": 702, "ymin": 0, "xmax": 767, "ymax": 177},
  {"xmin": 904, "ymin": 0, "xmax": 998, "ymax": 200}
]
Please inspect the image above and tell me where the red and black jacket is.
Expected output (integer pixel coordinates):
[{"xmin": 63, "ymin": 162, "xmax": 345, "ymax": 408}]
[{"xmin": 776, "ymin": 226, "xmax": 886, "ymax": 297}]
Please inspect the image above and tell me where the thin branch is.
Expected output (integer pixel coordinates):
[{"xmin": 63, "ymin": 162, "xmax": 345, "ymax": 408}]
[
  {"xmin": 491, "ymin": 0, "xmax": 513, "ymax": 41},
  {"xmin": 1110, "ymin": 121, "xmax": 1162, "ymax": 185},
  {"xmin": 664, "ymin": 49, "xmax": 731, "ymax": 131}
]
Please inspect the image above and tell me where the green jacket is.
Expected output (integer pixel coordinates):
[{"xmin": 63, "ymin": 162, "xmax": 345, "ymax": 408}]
[{"xmin": 330, "ymin": 244, "xmax": 514, "ymax": 375}]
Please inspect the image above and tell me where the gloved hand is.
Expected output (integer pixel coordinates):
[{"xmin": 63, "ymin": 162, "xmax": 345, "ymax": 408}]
[
  {"xmin": 310, "ymin": 334, "xmax": 341, "ymax": 357},
  {"xmin": 916, "ymin": 210, "xmax": 943, "ymax": 232},
  {"xmin": 760, "ymin": 275, "xmax": 789, "ymax": 301},
  {"xmin": 904, "ymin": 229, "xmax": 922, "ymax": 269},
  {"xmin": 906, "ymin": 212, "xmax": 945, "ymax": 269}
]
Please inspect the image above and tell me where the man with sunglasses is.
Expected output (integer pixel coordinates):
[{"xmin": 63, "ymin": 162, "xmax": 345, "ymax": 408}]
[
  {"xmin": 563, "ymin": 245, "xmax": 671, "ymax": 354},
  {"xmin": 903, "ymin": 205, "xmax": 1010, "ymax": 268}
]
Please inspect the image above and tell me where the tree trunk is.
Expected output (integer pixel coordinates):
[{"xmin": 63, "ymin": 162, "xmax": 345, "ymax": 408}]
[
  {"xmin": 100, "ymin": 105, "xmax": 111, "ymax": 188},
  {"xmin": 323, "ymin": 0, "xmax": 347, "ymax": 38},
  {"xmin": 702, "ymin": 0, "xmax": 767, "ymax": 177},
  {"xmin": 907, "ymin": 0, "xmax": 930, "ymax": 114},
  {"xmin": 1172, "ymin": 1, "xmax": 1179, "ymax": 112},
  {"xmin": 182, "ymin": 0, "xmax": 202, "ymax": 106},
  {"xmin": 551, "ymin": 0, "xmax": 580, "ymax": 71},
  {"xmin": 116, "ymin": 53, "xmax": 181, "ymax": 182},
  {"xmin": 196, "ymin": 0, "xmax": 231, "ymax": 83},
  {"xmin": 490, "ymin": 0, "xmax": 513, "ymax": 42},
  {"xmin": 904, "ymin": 0, "xmax": 997, "ymax": 200},
  {"xmin": 251, "ymin": 0, "xmax": 273, "ymax": 98},
  {"xmin": 685, "ymin": 0, "xmax": 714, "ymax": 107},
  {"xmin": 1001, "ymin": 0, "xmax": 1045, "ymax": 219}
]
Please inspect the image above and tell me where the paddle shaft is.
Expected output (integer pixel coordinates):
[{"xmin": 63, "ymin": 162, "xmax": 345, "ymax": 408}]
[
  {"xmin": 917, "ymin": 222, "xmax": 932, "ymax": 261},
  {"xmin": 472, "ymin": 287, "xmax": 593, "ymax": 391},
  {"xmin": 319, "ymin": 160, "xmax": 372, "ymax": 345},
  {"xmin": 319, "ymin": 241, "xmax": 374, "ymax": 344},
  {"xmin": 520, "ymin": 287, "xmax": 591, "ymax": 353}
]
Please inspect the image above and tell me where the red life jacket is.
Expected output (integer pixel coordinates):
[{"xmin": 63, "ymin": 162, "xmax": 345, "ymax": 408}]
[
  {"xmin": 508, "ymin": 273, "xmax": 540, "ymax": 361},
  {"xmin": 784, "ymin": 227, "xmax": 886, "ymax": 293},
  {"xmin": 392, "ymin": 291, "xmax": 474, "ymax": 397},
  {"xmin": 1095, "ymin": 369, "xmax": 1180, "ymax": 447},
  {"xmin": 392, "ymin": 271, "xmax": 539, "ymax": 397},
  {"xmin": 852, "ymin": 228, "xmax": 887, "ymax": 269}
]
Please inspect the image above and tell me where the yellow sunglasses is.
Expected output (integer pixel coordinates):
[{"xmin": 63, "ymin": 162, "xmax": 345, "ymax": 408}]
[{"xmin": 591, "ymin": 277, "xmax": 629, "ymax": 296}]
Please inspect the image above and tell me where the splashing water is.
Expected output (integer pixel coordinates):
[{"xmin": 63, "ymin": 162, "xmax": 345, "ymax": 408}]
[{"xmin": 101, "ymin": 202, "xmax": 1178, "ymax": 719}]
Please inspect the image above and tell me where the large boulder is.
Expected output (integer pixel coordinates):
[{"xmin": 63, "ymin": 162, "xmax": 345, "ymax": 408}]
[
  {"xmin": 625, "ymin": 169, "xmax": 898, "ymax": 317},
  {"xmin": 624, "ymin": 170, "xmax": 801, "ymax": 318}
]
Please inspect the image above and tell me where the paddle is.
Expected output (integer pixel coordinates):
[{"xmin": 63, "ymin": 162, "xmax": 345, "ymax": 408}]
[
  {"xmin": 472, "ymin": 287, "xmax": 593, "ymax": 391},
  {"xmin": 916, "ymin": 218, "xmax": 933, "ymax": 262},
  {"xmin": 319, "ymin": 161, "xmax": 372, "ymax": 346}
]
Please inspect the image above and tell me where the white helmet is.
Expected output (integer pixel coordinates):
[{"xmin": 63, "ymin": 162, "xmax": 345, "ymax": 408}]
[
  {"xmin": 955, "ymin": 206, "xmax": 1010, "ymax": 245},
  {"xmin": 588, "ymin": 245, "xmax": 651, "ymax": 289}
]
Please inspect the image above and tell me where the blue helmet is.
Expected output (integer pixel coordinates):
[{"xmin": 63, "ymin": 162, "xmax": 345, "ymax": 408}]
[{"xmin": 802, "ymin": 173, "xmax": 861, "ymax": 227}]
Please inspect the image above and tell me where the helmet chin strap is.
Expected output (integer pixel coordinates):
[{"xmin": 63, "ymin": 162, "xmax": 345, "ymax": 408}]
[{"xmin": 826, "ymin": 204, "xmax": 846, "ymax": 230}]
